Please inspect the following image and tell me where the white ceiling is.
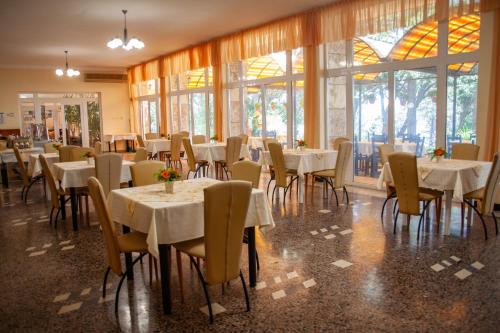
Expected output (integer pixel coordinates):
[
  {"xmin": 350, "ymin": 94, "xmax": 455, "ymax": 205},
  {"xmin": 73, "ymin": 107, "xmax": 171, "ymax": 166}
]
[{"xmin": 0, "ymin": 0, "xmax": 334, "ymax": 72}]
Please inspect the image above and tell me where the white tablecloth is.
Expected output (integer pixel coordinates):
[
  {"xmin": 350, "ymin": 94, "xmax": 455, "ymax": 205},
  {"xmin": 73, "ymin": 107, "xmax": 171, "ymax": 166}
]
[
  {"xmin": 0, "ymin": 147, "xmax": 44, "ymax": 164},
  {"xmin": 259, "ymin": 149, "xmax": 338, "ymax": 176},
  {"xmin": 27, "ymin": 153, "xmax": 59, "ymax": 177},
  {"xmin": 248, "ymin": 136, "xmax": 264, "ymax": 149},
  {"xmin": 53, "ymin": 160, "xmax": 134, "ymax": 189},
  {"xmin": 145, "ymin": 139, "xmax": 171, "ymax": 155},
  {"xmin": 192, "ymin": 143, "xmax": 251, "ymax": 164},
  {"xmin": 107, "ymin": 178, "xmax": 274, "ymax": 257},
  {"xmin": 103, "ymin": 133, "xmax": 137, "ymax": 143},
  {"xmin": 357, "ymin": 141, "xmax": 416, "ymax": 155}
]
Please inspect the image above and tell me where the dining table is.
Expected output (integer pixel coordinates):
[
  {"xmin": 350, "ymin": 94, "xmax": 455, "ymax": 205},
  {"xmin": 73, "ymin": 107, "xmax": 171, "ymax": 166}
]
[
  {"xmin": 107, "ymin": 177, "xmax": 274, "ymax": 314},
  {"xmin": 103, "ymin": 133, "xmax": 137, "ymax": 152},
  {"xmin": 52, "ymin": 159, "xmax": 134, "ymax": 231},
  {"xmin": 191, "ymin": 142, "xmax": 251, "ymax": 165},
  {"xmin": 259, "ymin": 148, "xmax": 339, "ymax": 203},
  {"xmin": 0, "ymin": 147, "xmax": 44, "ymax": 188},
  {"xmin": 356, "ymin": 140, "xmax": 416, "ymax": 155},
  {"xmin": 377, "ymin": 158, "xmax": 492, "ymax": 235},
  {"xmin": 145, "ymin": 138, "xmax": 171, "ymax": 156},
  {"xmin": 27, "ymin": 152, "xmax": 59, "ymax": 178}
]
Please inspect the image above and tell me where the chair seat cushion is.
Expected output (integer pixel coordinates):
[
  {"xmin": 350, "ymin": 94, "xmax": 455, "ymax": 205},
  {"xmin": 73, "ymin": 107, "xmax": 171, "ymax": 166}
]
[
  {"xmin": 312, "ymin": 169, "xmax": 335, "ymax": 178},
  {"xmin": 464, "ymin": 187, "xmax": 484, "ymax": 200},
  {"xmin": 286, "ymin": 169, "xmax": 298, "ymax": 176},
  {"xmin": 174, "ymin": 237, "xmax": 205, "ymax": 259},
  {"xmin": 117, "ymin": 231, "xmax": 148, "ymax": 253}
]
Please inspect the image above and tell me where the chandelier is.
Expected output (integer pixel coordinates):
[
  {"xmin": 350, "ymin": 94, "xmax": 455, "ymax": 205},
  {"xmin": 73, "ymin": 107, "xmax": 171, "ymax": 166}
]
[
  {"xmin": 107, "ymin": 9, "xmax": 144, "ymax": 51},
  {"xmin": 55, "ymin": 51, "xmax": 80, "ymax": 77}
]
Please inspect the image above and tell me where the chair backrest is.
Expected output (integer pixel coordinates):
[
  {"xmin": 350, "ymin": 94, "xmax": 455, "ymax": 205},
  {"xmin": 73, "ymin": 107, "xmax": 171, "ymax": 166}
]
[
  {"xmin": 388, "ymin": 152, "xmax": 420, "ymax": 215},
  {"xmin": 182, "ymin": 138, "xmax": 197, "ymax": 172},
  {"xmin": 232, "ymin": 160, "xmax": 262, "ymax": 188},
  {"xmin": 377, "ymin": 144, "xmax": 395, "ymax": 166},
  {"xmin": 238, "ymin": 134, "xmax": 249, "ymax": 145},
  {"xmin": 331, "ymin": 136, "xmax": 350, "ymax": 150},
  {"xmin": 178, "ymin": 131, "xmax": 190, "ymax": 138},
  {"xmin": 136, "ymin": 134, "xmax": 145, "ymax": 148},
  {"xmin": 39, "ymin": 154, "xmax": 59, "ymax": 209},
  {"xmin": 226, "ymin": 136, "xmax": 243, "ymax": 173},
  {"xmin": 451, "ymin": 143, "xmax": 480, "ymax": 160},
  {"xmin": 71, "ymin": 147, "xmax": 95, "ymax": 162},
  {"xmin": 94, "ymin": 141, "xmax": 103, "ymax": 155},
  {"xmin": 58, "ymin": 145, "xmax": 78, "ymax": 162},
  {"xmin": 192, "ymin": 135, "xmax": 206, "ymax": 144},
  {"xmin": 268, "ymin": 142, "xmax": 287, "ymax": 187},
  {"xmin": 263, "ymin": 138, "xmax": 278, "ymax": 151},
  {"xmin": 13, "ymin": 147, "xmax": 30, "ymax": 186},
  {"xmin": 170, "ymin": 134, "xmax": 183, "ymax": 161},
  {"xmin": 145, "ymin": 133, "xmax": 159, "ymax": 140},
  {"xmin": 43, "ymin": 142, "xmax": 58, "ymax": 153},
  {"xmin": 134, "ymin": 147, "xmax": 148, "ymax": 162},
  {"xmin": 334, "ymin": 141, "xmax": 353, "ymax": 188},
  {"xmin": 0, "ymin": 140, "xmax": 7, "ymax": 151},
  {"xmin": 95, "ymin": 153, "xmax": 122, "ymax": 197},
  {"xmin": 204, "ymin": 181, "xmax": 252, "ymax": 285},
  {"xmin": 130, "ymin": 160, "xmax": 165, "ymax": 186},
  {"xmin": 87, "ymin": 177, "xmax": 122, "ymax": 275},
  {"xmin": 481, "ymin": 152, "xmax": 500, "ymax": 215}
]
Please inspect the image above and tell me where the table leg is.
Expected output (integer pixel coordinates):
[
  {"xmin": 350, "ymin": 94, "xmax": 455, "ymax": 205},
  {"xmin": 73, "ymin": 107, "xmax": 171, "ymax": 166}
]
[
  {"xmin": 444, "ymin": 190, "xmax": 453, "ymax": 235},
  {"xmin": 247, "ymin": 227, "xmax": 257, "ymax": 287},
  {"xmin": 132, "ymin": 140, "xmax": 135, "ymax": 152},
  {"xmin": 298, "ymin": 175, "xmax": 304, "ymax": 203},
  {"xmin": 59, "ymin": 194, "xmax": 66, "ymax": 220},
  {"xmin": 159, "ymin": 244, "xmax": 172, "ymax": 314},
  {"xmin": 1, "ymin": 162, "xmax": 8, "ymax": 188},
  {"xmin": 108, "ymin": 142, "xmax": 112, "ymax": 153},
  {"xmin": 121, "ymin": 225, "xmax": 134, "ymax": 280},
  {"xmin": 69, "ymin": 187, "xmax": 78, "ymax": 231},
  {"xmin": 114, "ymin": 142, "xmax": 117, "ymax": 152}
]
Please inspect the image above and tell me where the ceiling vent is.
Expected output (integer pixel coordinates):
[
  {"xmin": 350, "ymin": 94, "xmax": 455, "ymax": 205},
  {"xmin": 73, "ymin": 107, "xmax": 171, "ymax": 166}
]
[{"xmin": 84, "ymin": 73, "xmax": 127, "ymax": 83}]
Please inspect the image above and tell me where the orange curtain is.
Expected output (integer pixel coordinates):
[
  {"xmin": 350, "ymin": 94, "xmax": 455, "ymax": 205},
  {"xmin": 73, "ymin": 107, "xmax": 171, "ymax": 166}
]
[
  {"xmin": 484, "ymin": 8, "xmax": 500, "ymax": 160},
  {"xmin": 210, "ymin": 41, "xmax": 223, "ymax": 141}
]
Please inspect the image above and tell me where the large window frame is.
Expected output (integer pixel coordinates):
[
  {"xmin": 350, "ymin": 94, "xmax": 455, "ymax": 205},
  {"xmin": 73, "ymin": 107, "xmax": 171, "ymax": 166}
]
[
  {"xmin": 323, "ymin": 17, "xmax": 480, "ymax": 184},
  {"xmin": 225, "ymin": 49, "xmax": 304, "ymax": 148},
  {"xmin": 135, "ymin": 79, "xmax": 160, "ymax": 135}
]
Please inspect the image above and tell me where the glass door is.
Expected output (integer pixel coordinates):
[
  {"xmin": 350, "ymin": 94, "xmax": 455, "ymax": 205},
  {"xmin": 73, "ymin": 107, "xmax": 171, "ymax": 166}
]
[
  {"xmin": 265, "ymin": 82, "xmax": 288, "ymax": 148},
  {"xmin": 244, "ymin": 86, "xmax": 263, "ymax": 137},
  {"xmin": 140, "ymin": 99, "xmax": 159, "ymax": 135},
  {"xmin": 62, "ymin": 103, "xmax": 84, "ymax": 146}
]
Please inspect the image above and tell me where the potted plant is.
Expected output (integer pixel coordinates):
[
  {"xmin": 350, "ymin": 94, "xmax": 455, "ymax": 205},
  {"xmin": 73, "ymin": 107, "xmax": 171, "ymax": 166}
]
[
  {"xmin": 82, "ymin": 151, "xmax": 96, "ymax": 165},
  {"xmin": 156, "ymin": 168, "xmax": 181, "ymax": 193},
  {"xmin": 296, "ymin": 139, "xmax": 306, "ymax": 151},
  {"xmin": 429, "ymin": 147, "xmax": 448, "ymax": 163}
]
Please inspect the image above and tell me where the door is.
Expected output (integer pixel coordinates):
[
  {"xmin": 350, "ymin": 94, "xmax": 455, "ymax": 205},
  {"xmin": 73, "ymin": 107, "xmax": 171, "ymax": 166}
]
[{"xmin": 62, "ymin": 103, "xmax": 84, "ymax": 146}]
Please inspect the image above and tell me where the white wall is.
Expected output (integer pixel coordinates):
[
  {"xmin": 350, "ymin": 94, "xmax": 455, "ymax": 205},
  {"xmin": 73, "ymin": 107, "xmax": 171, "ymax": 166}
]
[{"xmin": 0, "ymin": 67, "xmax": 130, "ymax": 135}]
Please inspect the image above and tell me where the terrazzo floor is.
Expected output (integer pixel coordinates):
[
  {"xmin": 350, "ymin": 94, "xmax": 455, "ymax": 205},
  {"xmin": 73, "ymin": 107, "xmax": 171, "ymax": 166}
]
[{"xmin": 1, "ymin": 170, "xmax": 499, "ymax": 332}]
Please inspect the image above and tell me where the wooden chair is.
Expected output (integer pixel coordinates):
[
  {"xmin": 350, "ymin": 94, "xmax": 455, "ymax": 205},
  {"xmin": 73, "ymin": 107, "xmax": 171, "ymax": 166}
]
[
  {"xmin": 130, "ymin": 161, "xmax": 165, "ymax": 187},
  {"xmin": 43, "ymin": 142, "xmax": 58, "ymax": 153},
  {"xmin": 192, "ymin": 135, "xmax": 206, "ymax": 144},
  {"xmin": 461, "ymin": 152, "xmax": 499, "ymax": 240},
  {"xmin": 173, "ymin": 181, "xmax": 252, "ymax": 323},
  {"xmin": 13, "ymin": 147, "xmax": 44, "ymax": 202},
  {"xmin": 312, "ymin": 142, "xmax": 352, "ymax": 205},
  {"xmin": 183, "ymin": 138, "xmax": 209, "ymax": 179},
  {"xmin": 388, "ymin": 152, "xmax": 443, "ymax": 238},
  {"xmin": 167, "ymin": 134, "xmax": 183, "ymax": 169},
  {"xmin": 40, "ymin": 154, "xmax": 68, "ymax": 226},
  {"xmin": 331, "ymin": 136, "xmax": 350, "ymax": 150},
  {"xmin": 95, "ymin": 153, "xmax": 122, "ymax": 197},
  {"xmin": 145, "ymin": 133, "xmax": 160, "ymax": 140},
  {"xmin": 268, "ymin": 142, "xmax": 299, "ymax": 205},
  {"xmin": 377, "ymin": 144, "xmax": 397, "ymax": 220},
  {"xmin": 238, "ymin": 134, "xmax": 249, "ymax": 145},
  {"xmin": 134, "ymin": 147, "xmax": 148, "ymax": 162},
  {"xmin": 216, "ymin": 136, "xmax": 242, "ymax": 180},
  {"xmin": 263, "ymin": 138, "xmax": 278, "ymax": 151},
  {"xmin": 178, "ymin": 131, "xmax": 190, "ymax": 138},
  {"xmin": 136, "ymin": 134, "xmax": 146, "ymax": 148},
  {"xmin": 94, "ymin": 141, "xmax": 103, "ymax": 155},
  {"xmin": 70, "ymin": 147, "xmax": 95, "ymax": 161},
  {"xmin": 451, "ymin": 143, "xmax": 480, "ymax": 160},
  {"xmin": 58, "ymin": 145, "xmax": 78, "ymax": 162}
]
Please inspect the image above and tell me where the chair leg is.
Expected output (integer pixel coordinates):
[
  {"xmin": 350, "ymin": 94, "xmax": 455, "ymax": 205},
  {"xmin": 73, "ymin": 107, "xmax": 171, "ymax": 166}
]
[
  {"xmin": 115, "ymin": 253, "xmax": 146, "ymax": 316},
  {"xmin": 102, "ymin": 266, "xmax": 111, "ymax": 298},
  {"xmin": 176, "ymin": 250, "xmax": 184, "ymax": 303},
  {"xmin": 461, "ymin": 202, "xmax": 465, "ymax": 229},
  {"xmin": 332, "ymin": 187, "xmax": 339, "ymax": 206},
  {"xmin": 393, "ymin": 210, "xmax": 399, "ymax": 234},
  {"xmin": 54, "ymin": 208, "xmax": 61, "ymax": 228},
  {"xmin": 148, "ymin": 254, "xmax": 153, "ymax": 286},
  {"xmin": 85, "ymin": 196, "xmax": 89, "ymax": 226},
  {"xmin": 25, "ymin": 178, "xmax": 38, "ymax": 203},
  {"xmin": 20, "ymin": 186, "xmax": 25, "ymax": 200},
  {"xmin": 464, "ymin": 199, "xmax": 488, "ymax": 240},
  {"xmin": 190, "ymin": 256, "xmax": 213, "ymax": 323},
  {"xmin": 239, "ymin": 270, "xmax": 250, "ymax": 312},
  {"xmin": 256, "ymin": 251, "xmax": 260, "ymax": 271},
  {"xmin": 78, "ymin": 196, "xmax": 83, "ymax": 222},
  {"xmin": 381, "ymin": 197, "xmax": 391, "ymax": 221},
  {"xmin": 343, "ymin": 186, "xmax": 349, "ymax": 204},
  {"xmin": 49, "ymin": 207, "xmax": 55, "ymax": 225},
  {"xmin": 417, "ymin": 201, "xmax": 431, "ymax": 240},
  {"xmin": 493, "ymin": 211, "xmax": 498, "ymax": 236}
]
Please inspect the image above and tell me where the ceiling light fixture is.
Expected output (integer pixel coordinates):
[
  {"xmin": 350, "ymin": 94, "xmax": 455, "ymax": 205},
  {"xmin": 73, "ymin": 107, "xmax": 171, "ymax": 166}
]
[
  {"xmin": 55, "ymin": 50, "xmax": 80, "ymax": 77},
  {"xmin": 107, "ymin": 9, "xmax": 144, "ymax": 51}
]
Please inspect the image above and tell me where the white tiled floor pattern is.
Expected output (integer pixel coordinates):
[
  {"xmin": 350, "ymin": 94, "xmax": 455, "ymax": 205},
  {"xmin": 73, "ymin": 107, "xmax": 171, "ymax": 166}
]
[{"xmin": 430, "ymin": 256, "xmax": 484, "ymax": 280}]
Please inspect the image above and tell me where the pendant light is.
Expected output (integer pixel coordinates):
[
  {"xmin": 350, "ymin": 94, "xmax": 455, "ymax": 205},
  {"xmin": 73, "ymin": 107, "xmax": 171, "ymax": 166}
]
[
  {"xmin": 55, "ymin": 50, "xmax": 80, "ymax": 77},
  {"xmin": 107, "ymin": 9, "xmax": 144, "ymax": 51}
]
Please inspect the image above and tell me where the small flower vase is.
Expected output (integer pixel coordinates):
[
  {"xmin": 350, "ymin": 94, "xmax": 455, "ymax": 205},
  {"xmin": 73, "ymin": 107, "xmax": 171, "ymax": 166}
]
[
  {"xmin": 87, "ymin": 157, "xmax": 94, "ymax": 165},
  {"xmin": 165, "ymin": 181, "xmax": 174, "ymax": 194},
  {"xmin": 297, "ymin": 146, "xmax": 305, "ymax": 152},
  {"xmin": 432, "ymin": 156, "xmax": 442, "ymax": 163}
]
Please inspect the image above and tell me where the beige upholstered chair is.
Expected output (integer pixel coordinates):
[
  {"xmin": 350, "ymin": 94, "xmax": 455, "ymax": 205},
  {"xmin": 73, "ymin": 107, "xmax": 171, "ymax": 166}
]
[
  {"xmin": 216, "ymin": 136, "xmax": 242, "ymax": 180},
  {"xmin": 0, "ymin": 140, "xmax": 7, "ymax": 151},
  {"xmin": 388, "ymin": 152, "xmax": 443, "ymax": 238},
  {"xmin": 40, "ymin": 154, "xmax": 66, "ymax": 226},
  {"xmin": 167, "ymin": 134, "xmax": 183, "ymax": 169},
  {"xmin": 87, "ymin": 176, "xmax": 149, "ymax": 315},
  {"xmin": 263, "ymin": 138, "xmax": 278, "ymax": 151},
  {"xmin": 451, "ymin": 143, "xmax": 480, "ymax": 160},
  {"xmin": 145, "ymin": 133, "xmax": 159, "ymax": 140},
  {"xmin": 43, "ymin": 142, "xmax": 58, "ymax": 153},
  {"xmin": 13, "ymin": 147, "xmax": 44, "ymax": 202},
  {"xmin": 70, "ymin": 147, "xmax": 95, "ymax": 162},
  {"xmin": 378, "ymin": 144, "xmax": 397, "ymax": 219},
  {"xmin": 134, "ymin": 147, "xmax": 148, "ymax": 162},
  {"xmin": 312, "ymin": 142, "xmax": 352, "ymax": 205},
  {"xmin": 461, "ymin": 152, "xmax": 500, "ymax": 240},
  {"xmin": 130, "ymin": 161, "xmax": 165, "ymax": 187},
  {"xmin": 331, "ymin": 136, "xmax": 350, "ymax": 150},
  {"xmin": 95, "ymin": 153, "xmax": 122, "ymax": 197},
  {"xmin": 183, "ymin": 138, "xmax": 209, "ymax": 179},
  {"xmin": 94, "ymin": 141, "xmax": 103, "ymax": 155},
  {"xmin": 238, "ymin": 134, "xmax": 249, "ymax": 144},
  {"xmin": 136, "ymin": 134, "xmax": 146, "ymax": 148},
  {"xmin": 268, "ymin": 142, "xmax": 298, "ymax": 205},
  {"xmin": 232, "ymin": 161, "xmax": 262, "ymax": 189},
  {"xmin": 192, "ymin": 135, "xmax": 206, "ymax": 144},
  {"xmin": 178, "ymin": 131, "xmax": 190, "ymax": 138},
  {"xmin": 173, "ymin": 181, "xmax": 252, "ymax": 323},
  {"xmin": 58, "ymin": 145, "xmax": 78, "ymax": 162}
]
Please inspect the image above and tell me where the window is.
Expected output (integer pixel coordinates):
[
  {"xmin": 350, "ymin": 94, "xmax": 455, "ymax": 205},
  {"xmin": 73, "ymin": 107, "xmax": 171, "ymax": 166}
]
[{"xmin": 136, "ymin": 79, "xmax": 160, "ymax": 135}]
